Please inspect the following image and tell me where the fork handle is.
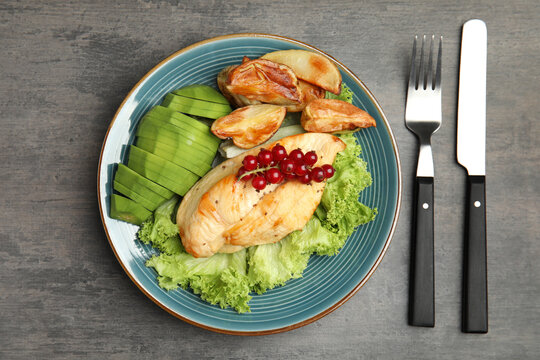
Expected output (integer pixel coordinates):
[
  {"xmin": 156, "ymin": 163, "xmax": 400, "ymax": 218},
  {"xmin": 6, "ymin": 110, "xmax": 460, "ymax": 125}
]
[
  {"xmin": 462, "ymin": 175, "xmax": 488, "ymax": 333},
  {"xmin": 409, "ymin": 176, "xmax": 435, "ymax": 327}
]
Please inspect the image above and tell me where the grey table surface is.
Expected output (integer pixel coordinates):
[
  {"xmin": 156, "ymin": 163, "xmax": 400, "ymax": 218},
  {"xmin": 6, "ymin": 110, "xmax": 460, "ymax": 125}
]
[{"xmin": 1, "ymin": 0, "xmax": 539, "ymax": 359}]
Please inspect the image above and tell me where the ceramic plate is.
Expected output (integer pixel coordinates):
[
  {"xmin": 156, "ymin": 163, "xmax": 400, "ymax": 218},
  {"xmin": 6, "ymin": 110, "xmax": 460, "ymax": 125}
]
[{"xmin": 97, "ymin": 34, "xmax": 401, "ymax": 335}]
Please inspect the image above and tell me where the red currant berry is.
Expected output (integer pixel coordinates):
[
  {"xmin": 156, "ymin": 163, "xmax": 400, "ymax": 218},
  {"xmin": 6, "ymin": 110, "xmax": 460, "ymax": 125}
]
[
  {"xmin": 265, "ymin": 168, "xmax": 284, "ymax": 184},
  {"xmin": 310, "ymin": 167, "xmax": 325, "ymax": 183},
  {"xmin": 242, "ymin": 155, "xmax": 258, "ymax": 171},
  {"xmin": 237, "ymin": 166, "xmax": 253, "ymax": 181},
  {"xmin": 289, "ymin": 149, "xmax": 304, "ymax": 163},
  {"xmin": 280, "ymin": 158, "xmax": 296, "ymax": 174},
  {"xmin": 284, "ymin": 173, "xmax": 296, "ymax": 180},
  {"xmin": 257, "ymin": 149, "xmax": 273, "ymax": 166},
  {"xmin": 322, "ymin": 164, "xmax": 335, "ymax": 179},
  {"xmin": 272, "ymin": 144, "xmax": 287, "ymax": 162},
  {"xmin": 252, "ymin": 175, "xmax": 267, "ymax": 190},
  {"xmin": 299, "ymin": 173, "xmax": 311, "ymax": 184},
  {"xmin": 304, "ymin": 151, "xmax": 318, "ymax": 166},
  {"xmin": 294, "ymin": 163, "xmax": 308, "ymax": 176}
]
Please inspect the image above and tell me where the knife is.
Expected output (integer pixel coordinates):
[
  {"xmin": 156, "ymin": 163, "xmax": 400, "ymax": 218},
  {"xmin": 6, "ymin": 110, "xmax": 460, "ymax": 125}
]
[{"xmin": 457, "ymin": 19, "xmax": 488, "ymax": 334}]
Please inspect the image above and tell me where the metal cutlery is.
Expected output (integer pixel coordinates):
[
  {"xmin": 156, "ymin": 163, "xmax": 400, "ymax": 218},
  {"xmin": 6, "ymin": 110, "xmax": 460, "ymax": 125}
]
[
  {"xmin": 457, "ymin": 19, "xmax": 488, "ymax": 334},
  {"xmin": 405, "ymin": 34, "xmax": 442, "ymax": 327}
]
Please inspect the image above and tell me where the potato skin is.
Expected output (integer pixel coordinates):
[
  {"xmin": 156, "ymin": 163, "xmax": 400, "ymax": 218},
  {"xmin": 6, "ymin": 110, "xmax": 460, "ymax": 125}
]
[
  {"xmin": 211, "ymin": 104, "xmax": 286, "ymax": 149},
  {"xmin": 217, "ymin": 65, "xmax": 262, "ymax": 108},
  {"xmin": 225, "ymin": 59, "xmax": 301, "ymax": 105},
  {"xmin": 301, "ymin": 99, "xmax": 376, "ymax": 133},
  {"xmin": 261, "ymin": 49, "xmax": 342, "ymax": 95},
  {"xmin": 285, "ymin": 80, "xmax": 326, "ymax": 112}
]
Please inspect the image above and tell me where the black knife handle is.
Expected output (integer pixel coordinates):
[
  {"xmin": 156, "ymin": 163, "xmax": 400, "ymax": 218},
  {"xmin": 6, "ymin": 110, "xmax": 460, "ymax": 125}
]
[
  {"xmin": 462, "ymin": 175, "xmax": 488, "ymax": 333},
  {"xmin": 409, "ymin": 176, "xmax": 435, "ymax": 327}
]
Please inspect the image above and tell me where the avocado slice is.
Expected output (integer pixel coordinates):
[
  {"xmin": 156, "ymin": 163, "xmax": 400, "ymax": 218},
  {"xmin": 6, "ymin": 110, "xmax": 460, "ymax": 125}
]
[
  {"xmin": 135, "ymin": 123, "xmax": 217, "ymax": 161},
  {"xmin": 172, "ymin": 84, "xmax": 230, "ymax": 105},
  {"xmin": 128, "ymin": 146, "xmax": 199, "ymax": 196},
  {"xmin": 114, "ymin": 164, "xmax": 171, "ymax": 209},
  {"xmin": 135, "ymin": 136, "xmax": 214, "ymax": 168},
  {"xmin": 136, "ymin": 137, "xmax": 212, "ymax": 177},
  {"xmin": 137, "ymin": 118, "xmax": 219, "ymax": 154},
  {"xmin": 115, "ymin": 164, "xmax": 174, "ymax": 200},
  {"xmin": 110, "ymin": 194, "xmax": 151, "ymax": 225},
  {"xmin": 144, "ymin": 106, "xmax": 217, "ymax": 140},
  {"xmin": 136, "ymin": 137, "xmax": 215, "ymax": 169},
  {"xmin": 146, "ymin": 105, "xmax": 215, "ymax": 135},
  {"xmin": 113, "ymin": 180, "xmax": 165, "ymax": 211},
  {"xmin": 162, "ymin": 93, "xmax": 232, "ymax": 119},
  {"xmin": 142, "ymin": 111, "xmax": 220, "ymax": 149}
]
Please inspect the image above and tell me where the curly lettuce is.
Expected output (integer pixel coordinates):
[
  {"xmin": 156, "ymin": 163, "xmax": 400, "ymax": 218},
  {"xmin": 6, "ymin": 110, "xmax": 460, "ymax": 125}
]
[
  {"xmin": 137, "ymin": 196, "xmax": 183, "ymax": 255},
  {"xmin": 317, "ymin": 133, "xmax": 377, "ymax": 246},
  {"xmin": 139, "ymin": 197, "xmax": 252, "ymax": 312},
  {"xmin": 147, "ymin": 250, "xmax": 251, "ymax": 313},
  {"xmin": 326, "ymin": 83, "xmax": 354, "ymax": 103}
]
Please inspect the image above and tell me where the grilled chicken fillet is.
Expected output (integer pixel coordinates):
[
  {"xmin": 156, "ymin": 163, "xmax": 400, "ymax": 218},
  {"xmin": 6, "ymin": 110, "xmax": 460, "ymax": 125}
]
[{"xmin": 177, "ymin": 133, "xmax": 346, "ymax": 258}]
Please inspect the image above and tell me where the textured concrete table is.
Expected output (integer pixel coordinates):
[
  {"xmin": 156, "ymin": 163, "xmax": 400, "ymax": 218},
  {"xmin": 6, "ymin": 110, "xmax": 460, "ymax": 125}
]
[{"xmin": 1, "ymin": 1, "xmax": 538, "ymax": 359}]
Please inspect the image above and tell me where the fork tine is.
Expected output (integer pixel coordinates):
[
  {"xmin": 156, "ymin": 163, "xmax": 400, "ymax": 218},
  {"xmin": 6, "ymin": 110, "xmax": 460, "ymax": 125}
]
[
  {"xmin": 435, "ymin": 36, "xmax": 443, "ymax": 90},
  {"xmin": 417, "ymin": 35, "xmax": 426, "ymax": 89},
  {"xmin": 408, "ymin": 36, "xmax": 417, "ymax": 90},
  {"xmin": 426, "ymin": 35, "xmax": 434, "ymax": 90}
]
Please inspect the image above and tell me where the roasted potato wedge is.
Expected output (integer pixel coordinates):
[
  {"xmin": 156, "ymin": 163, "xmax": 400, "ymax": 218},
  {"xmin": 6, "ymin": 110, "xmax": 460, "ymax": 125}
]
[
  {"xmin": 301, "ymin": 99, "xmax": 376, "ymax": 133},
  {"xmin": 225, "ymin": 59, "xmax": 301, "ymax": 105},
  {"xmin": 217, "ymin": 65, "xmax": 262, "ymax": 108},
  {"xmin": 285, "ymin": 80, "xmax": 326, "ymax": 112},
  {"xmin": 211, "ymin": 104, "xmax": 286, "ymax": 149},
  {"xmin": 261, "ymin": 49, "xmax": 342, "ymax": 95}
]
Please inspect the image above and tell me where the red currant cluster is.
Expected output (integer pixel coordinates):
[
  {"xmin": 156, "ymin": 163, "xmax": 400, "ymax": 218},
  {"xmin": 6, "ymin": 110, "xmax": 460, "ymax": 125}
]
[{"xmin": 237, "ymin": 144, "xmax": 335, "ymax": 190}]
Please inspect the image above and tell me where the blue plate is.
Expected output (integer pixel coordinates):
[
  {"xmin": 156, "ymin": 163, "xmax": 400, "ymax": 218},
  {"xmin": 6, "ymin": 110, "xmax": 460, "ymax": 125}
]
[{"xmin": 97, "ymin": 34, "xmax": 402, "ymax": 335}]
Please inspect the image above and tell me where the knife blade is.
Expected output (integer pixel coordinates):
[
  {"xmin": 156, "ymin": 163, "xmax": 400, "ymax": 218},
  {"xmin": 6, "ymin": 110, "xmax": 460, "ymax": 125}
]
[{"xmin": 457, "ymin": 19, "xmax": 488, "ymax": 334}]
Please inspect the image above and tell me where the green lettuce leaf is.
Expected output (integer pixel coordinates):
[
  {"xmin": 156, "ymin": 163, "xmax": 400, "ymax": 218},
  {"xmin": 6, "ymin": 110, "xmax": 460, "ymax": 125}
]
[
  {"xmin": 326, "ymin": 83, "xmax": 354, "ymax": 103},
  {"xmin": 285, "ymin": 215, "xmax": 345, "ymax": 256},
  {"xmin": 247, "ymin": 239, "xmax": 310, "ymax": 294},
  {"xmin": 147, "ymin": 250, "xmax": 251, "ymax": 313},
  {"xmin": 318, "ymin": 133, "xmax": 377, "ymax": 240},
  {"xmin": 137, "ymin": 196, "xmax": 184, "ymax": 255}
]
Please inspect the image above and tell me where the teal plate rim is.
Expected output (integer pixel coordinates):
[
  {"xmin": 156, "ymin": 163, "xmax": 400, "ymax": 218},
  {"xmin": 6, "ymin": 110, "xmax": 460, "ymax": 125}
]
[{"xmin": 97, "ymin": 33, "xmax": 402, "ymax": 335}]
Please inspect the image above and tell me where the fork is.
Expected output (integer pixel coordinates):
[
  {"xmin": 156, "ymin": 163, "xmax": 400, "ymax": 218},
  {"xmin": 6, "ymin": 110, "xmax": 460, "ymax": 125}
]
[{"xmin": 405, "ymin": 35, "xmax": 442, "ymax": 327}]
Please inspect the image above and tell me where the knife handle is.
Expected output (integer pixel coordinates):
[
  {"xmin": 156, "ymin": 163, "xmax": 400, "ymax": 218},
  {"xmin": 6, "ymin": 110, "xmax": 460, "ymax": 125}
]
[
  {"xmin": 409, "ymin": 176, "xmax": 435, "ymax": 327},
  {"xmin": 462, "ymin": 175, "xmax": 488, "ymax": 333}
]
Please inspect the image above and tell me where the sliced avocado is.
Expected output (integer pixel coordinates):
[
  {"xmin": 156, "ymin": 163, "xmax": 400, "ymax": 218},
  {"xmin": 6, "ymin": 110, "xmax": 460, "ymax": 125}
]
[
  {"xmin": 142, "ymin": 114, "xmax": 219, "ymax": 149},
  {"xmin": 136, "ymin": 137, "xmax": 212, "ymax": 177},
  {"xmin": 110, "ymin": 194, "xmax": 151, "ymax": 225},
  {"xmin": 136, "ymin": 136, "xmax": 215, "ymax": 168},
  {"xmin": 129, "ymin": 146, "xmax": 200, "ymax": 183},
  {"xmin": 187, "ymin": 114, "xmax": 214, "ymax": 127},
  {"xmin": 172, "ymin": 84, "xmax": 230, "ymax": 105},
  {"xmin": 163, "ymin": 93, "xmax": 232, "ymax": 113},
  {"xmin": 137, "ymin": 117, "xmax": 219, "ymax": 154},
  {"xmin": 142, "ymin": 111, "xmax": 220, "ymax": 149},
  {"xmin": 114, "ymin": 166, "xmax": 170, "ymax": 209},
  {"xmin": 147, "ymin": 105, "xmax": 215, "ymax": 135},
  {"xmin": 136, "ymin": 136, "xmax": 214, "ymax": 168},
  {"xmin": 135, "ymin": 124, "xmax": 217, "ymax": 160},
  {"xmin": 113, "ymin": 180, "xmax": 165, "ymax": 211},
  {"xmin": 148, "ymin": 105, "xmax": 216, "ymax": 133},
  {"xmin": 162, "ymin": 93, "xmax": 232, "ymax": 119},
  {"xmin": 128, "ymin": 146, "xmax": 199, "ymax": 196},
  {"xmin": 115, "ymin": 163, "xmax": 174, "ymax": 200}
]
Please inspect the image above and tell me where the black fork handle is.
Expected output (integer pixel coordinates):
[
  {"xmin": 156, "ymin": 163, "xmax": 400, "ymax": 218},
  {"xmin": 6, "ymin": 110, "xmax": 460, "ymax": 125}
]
[{"xmin": 409, "ymin": 176, "xmax": 435, "ymax": 327}]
